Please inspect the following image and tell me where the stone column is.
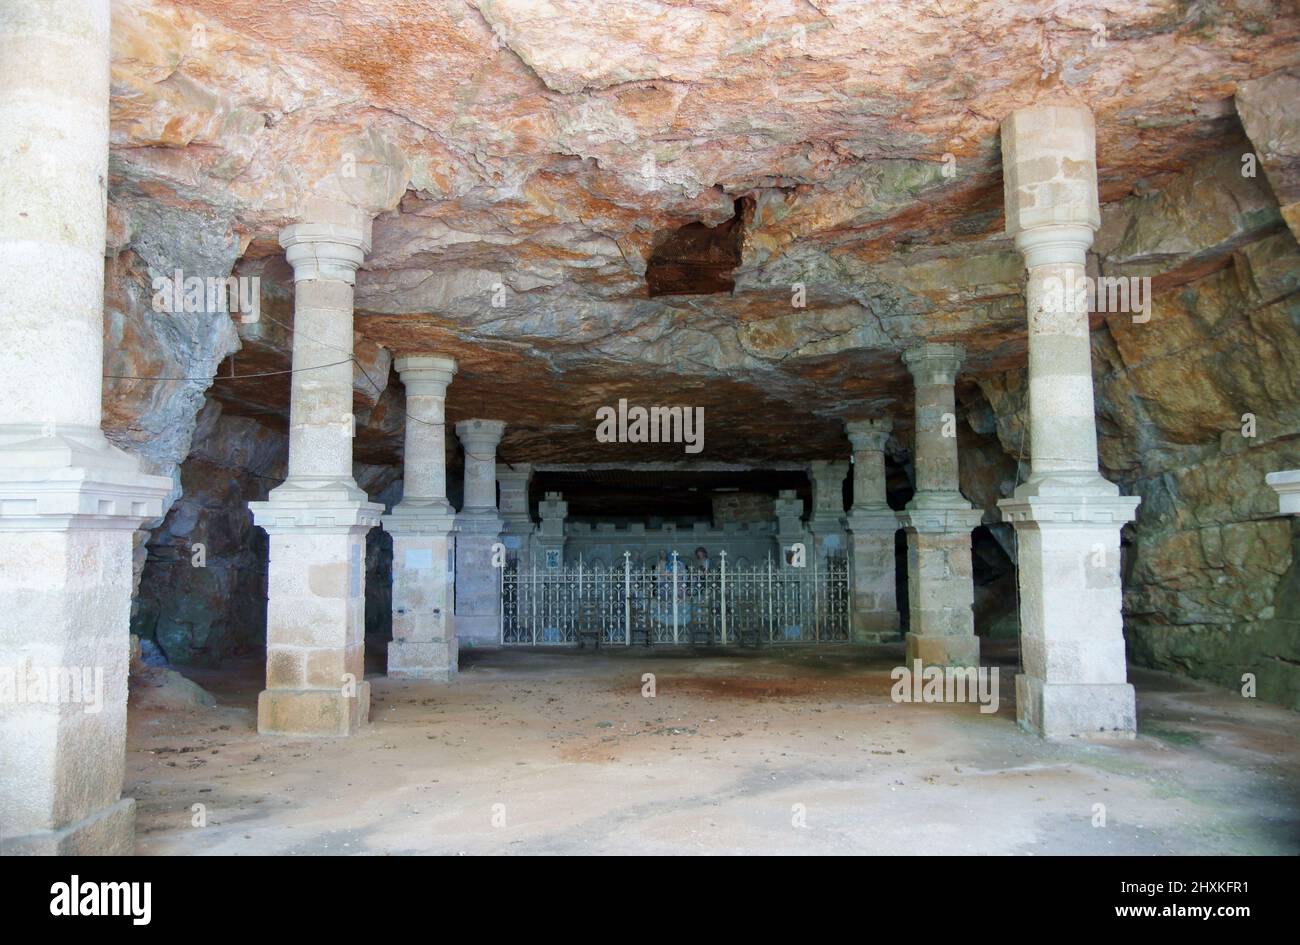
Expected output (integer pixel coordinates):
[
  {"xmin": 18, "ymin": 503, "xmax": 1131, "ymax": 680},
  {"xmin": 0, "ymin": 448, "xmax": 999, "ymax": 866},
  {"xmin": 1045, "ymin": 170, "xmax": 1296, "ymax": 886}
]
[
  {"xmin": 846, "ymin": 418, "xmax": 902, "ymax": 642},
  {"xmin": 0, "ymin": 0, "xmax": 172, "ymax": 854},
  {"xmin": 454, "ymin": 420, "xmax": 505, "ymax": 646},
  {"xmin": 383, "ymin": 355, "xmax": 458, "ymax": 680},
  {"xmin": 248, "ymin": 204, "xmax": 383, "ymax": 736},
  {"xmin": 997, "ymin": 105, "xmax": 1141, "ymax": 739},
  {"xmin": 774, "ymin": 489, "xmax": 806, "ymax": 563},
  {"xmin": 807, "ymin": 460, "xmax": 849, "ymax": 560},
  {"xmin": 497, "ymin": 463, "xmax": 535, "ymax": 568},
  {"xmin": 901, "ymin": 344, "xmax": 983, "ymax": 668},
  {"xmin": 536, "ymin": 491, "xmax": 568, "ymax": 567}
]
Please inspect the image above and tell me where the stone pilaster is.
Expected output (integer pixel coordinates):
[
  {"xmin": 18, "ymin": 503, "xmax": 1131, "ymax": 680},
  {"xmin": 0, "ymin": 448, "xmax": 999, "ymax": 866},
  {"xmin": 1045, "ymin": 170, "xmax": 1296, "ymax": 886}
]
[
  {"xmin": 536, "ymin": 491, "xmax": 568, "ymax": 567},
  {"xmin": 0, "ymin": 0, "xmax": 172, "ymax": 854},
  {"xmin": 901, "ymin": 344, "xmax": 983, "ymax": 668},
  {"xmin": 774, "ymin": 489, "xmax": 807, "ymax": 563},
  {"xmin": 454, "ymin": 420, "xmax": 505, "ymax": 646},
  {"xmin": 807, "ymin": 460, "xmax": 849, "ymax": 560},
  {"xmin": 846, "ymin": 418, "xmax": 902, "ymax": 643},
  {"xmin": 249, "ymin": 204, "xmax": 382, "ymax": 736},
  {"xmin": 497, "ymin": 463, "xmax": 535, "ymax": 568},
  {"xmin": 997, "ymin": 105, "xmax": 1141, "ymax": 739},
  {"xmin": 383, "ymin": 355, "xmax": 458, "ymax": 680},
  {"xmin": 1267, "ymin": 470, "xmax": 1300, "ymax": 515}
]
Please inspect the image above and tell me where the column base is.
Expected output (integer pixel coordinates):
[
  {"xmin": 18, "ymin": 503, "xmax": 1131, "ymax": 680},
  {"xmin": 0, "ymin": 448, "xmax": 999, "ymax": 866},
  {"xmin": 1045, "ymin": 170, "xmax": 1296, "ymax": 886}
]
[
  {"xmin": 454, "ymin": 512, "xmax": 503, "ymax": 648},
  {"xmin": 455, "ymin": 615, "xmax": 501, "ymax": 647},
  {"xmin": 1, "ymin": 797, "xmax": 135, "ymax": 856},
  {"xmin": 1016, "ymin": 674, "xmax": 1135, "ymax": 739},
  {"xmin": 906, "ymin": 632, "xmax": 980, "ymax": 668},
  {"xmin": 387, "ymin": 638, "xmax": 458, "ymax": 680},
  {"xmin": 257, "ymin": 682, "xmax": 371, "ymax": 736},
  {"xmin": 852, "ymin": 613, "xmax": 901, "ymax": 644}
]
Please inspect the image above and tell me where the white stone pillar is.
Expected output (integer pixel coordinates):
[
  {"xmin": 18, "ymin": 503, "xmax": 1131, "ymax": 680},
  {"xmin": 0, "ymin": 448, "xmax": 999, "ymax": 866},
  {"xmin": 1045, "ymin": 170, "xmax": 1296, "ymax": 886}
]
[
  {"xmin": 497, "ymin": 463, "xmax": 535, "ymax": 567},
  {"xmin": 901, "ymin": 344, "xmax": 983, "ymax": 668},
  {"xmin": 0, "ymin": 0, "xmax": 171, "ymax": 854},
  {"xmin": 997, "ymin": 105, "xmax": 1141, "ymax": 739},
  {"xmin": 383, "ymin": 355, "xmax": 458, "ymax": 680},
  {"xmin": 248, "ymin": 205, "xmax": 383, "ymax": 736},
  {"xmin": 536, "ymin": 491, "xmax": 568, "ymax": 567},
  {"xmin": 807, "ymin": 460, "xmax": 849, "ymax": 560},
  {"xmin": 774, "ymin": 489, "xmax": 806, "ymax": 561},
  {"xmin": 846, "ymin": 418, "xmax": 902, "ymax": 642},
  {"xmin": 454, "ymin": 420, "xmax": 505, "ymax": 646}
]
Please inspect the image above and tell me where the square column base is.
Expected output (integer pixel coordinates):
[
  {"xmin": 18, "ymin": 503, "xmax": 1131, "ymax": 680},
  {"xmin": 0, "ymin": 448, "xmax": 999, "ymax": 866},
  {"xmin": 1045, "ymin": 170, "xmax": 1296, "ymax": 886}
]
[
  {"xmin": 906, "ymin": 632, "xmax": 980, "ymax": 668},
  {"xmin": 387, "ymin": 638, "xmax": 458, "ymax": 681},
  {"xmin": 1, "ymin": 797, "xmax": 136, "ymax": 856},
  {"xmin": 257, "ymin": 681, "xmax": 371, "ymax": 737},
  {"xmin": 384, "ymin": 511, "xmax": 457, "ymax": 679},
  {"xmin": 1016, "ymin": 674, "xmax": 1135, "ymax": 739},
  {"xmin": 852, "ymin": 614, "xmax": 902, "ymax": 644},
  {"xmin": 454, "ymin": 513, "xmax": 503, "ymax": 648},
  {"xmin": 454, "ymin": 614, "xmax": 501, "ymax": 648},
  {"xmin": 848, "ymin": 511, "xmax": 901, "ymax": 643},
  {"xmin": 903, "ymin": 509, "xmax": 980, "ymax": 668}
]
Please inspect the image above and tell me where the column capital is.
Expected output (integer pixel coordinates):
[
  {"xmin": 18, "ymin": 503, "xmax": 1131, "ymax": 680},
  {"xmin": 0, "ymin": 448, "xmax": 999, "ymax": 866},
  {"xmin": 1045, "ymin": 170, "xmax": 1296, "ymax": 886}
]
[
  {"xmin": 456, "ymin": 418, "xmax": 506, "ymax": 453},
  {"xmin": 808, "ymin": 458, "xmax": 849, "ymax": 479},
  {"xmin": 1014, "ymin": 223, "xmax": 1095, "ymax": 268},
  {"xmin": 845, "ymin": 417, "xmax": 892, "ymax": 452},
  {"xmin": 902, "ymin": 343, "xmax": 965, "ymax": 386},
  {"xmin": 279, "ymin": 217, "xmax": 372, "ymax": 284},
  {"xmin": 395, "ymin": 354, "xmax": 457, "ymax": 396},
  {"xmin": 496, "ymin": 462, "xmax": 533, "ymax": 485}
]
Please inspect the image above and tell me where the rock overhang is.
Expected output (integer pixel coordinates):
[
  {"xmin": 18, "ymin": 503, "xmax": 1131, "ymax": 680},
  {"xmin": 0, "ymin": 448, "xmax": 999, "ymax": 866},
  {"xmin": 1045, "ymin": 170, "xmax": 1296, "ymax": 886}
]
[{"xmin": 104, "ymin": 0, "xmax": 1300, "ymax": 465}]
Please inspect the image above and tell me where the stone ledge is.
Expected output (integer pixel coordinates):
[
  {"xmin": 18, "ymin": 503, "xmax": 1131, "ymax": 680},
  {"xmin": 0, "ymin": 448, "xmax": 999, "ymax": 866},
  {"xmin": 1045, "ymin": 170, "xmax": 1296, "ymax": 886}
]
[
  {"xmin": 0, "ymin": 427, "xmax": 173, "ymax": 529},
  {"xmin": 250, "ymin": 498, "xmax": 384, "ymax": 532},
  {"xmin": 998, "ymin": 493, "xmax": 1140, "ymax": 526},
  {"xmin": 383, "ymin": 504, "xmax": 457, "ymax": 536},
  {"xmin": 902, "ymin": 506, "xmax": 983, "ymax": 533},
  {"xmin": 455, "ymin": 510, "xmax": 504, "ymax": 536}
]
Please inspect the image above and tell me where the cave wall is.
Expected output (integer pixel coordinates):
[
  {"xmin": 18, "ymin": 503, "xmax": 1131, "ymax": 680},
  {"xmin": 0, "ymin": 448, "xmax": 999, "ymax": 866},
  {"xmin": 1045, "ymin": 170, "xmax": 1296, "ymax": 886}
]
[
  {"xmin": 129, "ymin": 397, "xmax": 402, "ymax": 665},
  {"xmin": 129, "ymin": 400, "xmax": 282, "ymax": 665},
  {"xmin": 975, "ymin": 147, "xmax": 1300, "ymax": 709}
]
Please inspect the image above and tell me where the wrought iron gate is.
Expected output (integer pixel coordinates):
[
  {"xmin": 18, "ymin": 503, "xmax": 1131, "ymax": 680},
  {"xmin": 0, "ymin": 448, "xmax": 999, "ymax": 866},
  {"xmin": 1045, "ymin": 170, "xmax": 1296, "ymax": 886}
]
[{"xmin": 501, "ymin": 552, "xmax": 849, "ymax": 645}]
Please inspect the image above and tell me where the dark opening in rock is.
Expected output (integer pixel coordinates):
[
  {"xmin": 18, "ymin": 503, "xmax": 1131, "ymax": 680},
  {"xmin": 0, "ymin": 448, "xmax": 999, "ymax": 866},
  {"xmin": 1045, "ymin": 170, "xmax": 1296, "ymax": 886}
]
[{"xmin": 645, "ymin": 196, "xmax": 750, "ymax": 297}]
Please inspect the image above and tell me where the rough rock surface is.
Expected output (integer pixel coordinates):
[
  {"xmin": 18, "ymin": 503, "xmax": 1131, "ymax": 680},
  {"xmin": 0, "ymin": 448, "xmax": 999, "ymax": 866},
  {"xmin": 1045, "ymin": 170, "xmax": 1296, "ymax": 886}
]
[
  {"xmin": 105, "ymin": 0, "xmax": 1300, "ymax": 460},
  {"xmin": 101, "ymin": 2, "xmax": 1300, "ymax": 706},
  {"xmin": 130, "ymin": 399, "xmax": 399, "ymax": 664}
]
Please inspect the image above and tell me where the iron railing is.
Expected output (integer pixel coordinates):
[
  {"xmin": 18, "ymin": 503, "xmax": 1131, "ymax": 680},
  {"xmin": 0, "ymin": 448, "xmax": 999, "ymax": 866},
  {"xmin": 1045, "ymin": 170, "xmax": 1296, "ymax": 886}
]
[{"xmin": 501, "ymin": 551, "xmax": 849, "ymax": 645}]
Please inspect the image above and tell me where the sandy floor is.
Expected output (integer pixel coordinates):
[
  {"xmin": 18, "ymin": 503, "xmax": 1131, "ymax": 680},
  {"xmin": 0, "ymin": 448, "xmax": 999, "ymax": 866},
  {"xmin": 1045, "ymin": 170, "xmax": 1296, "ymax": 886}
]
[{"xmin": 126, "ymin": 641, "xmax": 1300, "ymax": 855}]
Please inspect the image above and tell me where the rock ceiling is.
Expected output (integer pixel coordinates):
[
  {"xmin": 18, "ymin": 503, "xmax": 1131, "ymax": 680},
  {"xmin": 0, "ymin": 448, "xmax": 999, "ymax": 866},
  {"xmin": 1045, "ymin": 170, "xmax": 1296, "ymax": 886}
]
[{"xmin": 106, "ymin": 0, "xmax": 1300, "ymax": 465}]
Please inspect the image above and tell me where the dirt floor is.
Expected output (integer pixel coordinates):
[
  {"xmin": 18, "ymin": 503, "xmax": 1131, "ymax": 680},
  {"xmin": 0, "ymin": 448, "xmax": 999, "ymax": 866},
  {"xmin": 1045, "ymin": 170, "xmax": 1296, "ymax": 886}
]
[{"xmin": 126, "ymin": 641, "xmax": 1300, "ymax": 855}]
